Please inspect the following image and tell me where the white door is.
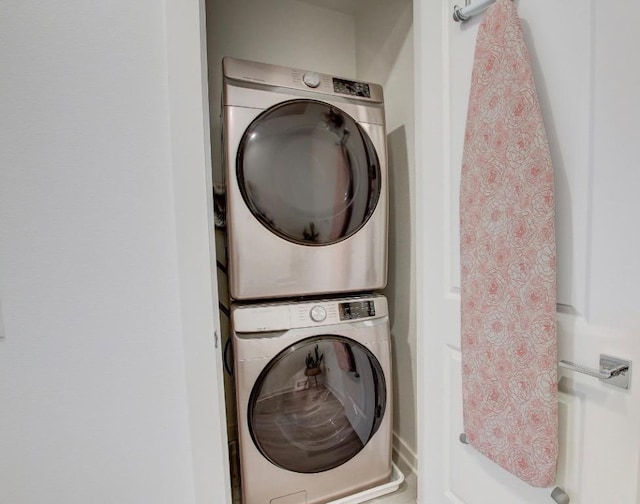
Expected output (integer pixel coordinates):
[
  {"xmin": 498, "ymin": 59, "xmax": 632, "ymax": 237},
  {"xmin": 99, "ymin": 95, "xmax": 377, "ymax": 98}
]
[{"xmin": 416, "ymin": 1, "xmax": 640, "ymax": 503}]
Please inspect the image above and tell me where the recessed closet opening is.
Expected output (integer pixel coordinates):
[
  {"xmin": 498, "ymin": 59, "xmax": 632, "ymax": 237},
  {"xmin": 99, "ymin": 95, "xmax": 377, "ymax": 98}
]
[{"xmin": 204, "ymin": 0, "xmax": 416, "ymax": 500}]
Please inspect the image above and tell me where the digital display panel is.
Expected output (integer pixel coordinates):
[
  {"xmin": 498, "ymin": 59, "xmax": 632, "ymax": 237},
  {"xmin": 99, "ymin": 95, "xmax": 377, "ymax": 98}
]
[
  {"xmin": 338, "ymin": 300, "xmax": 376, "ymax": 320},
  {"xmin": 333, "ymin": 78, "xmax": 371, "ymax": 98}
]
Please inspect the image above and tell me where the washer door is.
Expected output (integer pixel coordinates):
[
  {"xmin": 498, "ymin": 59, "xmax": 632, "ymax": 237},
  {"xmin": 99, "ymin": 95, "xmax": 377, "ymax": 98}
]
[
  {"xmin": 248, "ymin": 336, "xmax": 387, "ymax": 473},
  {"xmin": 237, "ymin": 99, "xmax": 381, "ymax": 246}
]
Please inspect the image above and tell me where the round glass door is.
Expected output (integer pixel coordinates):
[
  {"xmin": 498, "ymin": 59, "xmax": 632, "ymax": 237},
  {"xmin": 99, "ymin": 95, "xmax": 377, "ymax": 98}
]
[
  {"xmin": 248, "ymin": 336, "xmax": 386, "ymax": 473},
  {"xmin": 237, "ymin": 99, "xmax": 381, "ymax": 245}
]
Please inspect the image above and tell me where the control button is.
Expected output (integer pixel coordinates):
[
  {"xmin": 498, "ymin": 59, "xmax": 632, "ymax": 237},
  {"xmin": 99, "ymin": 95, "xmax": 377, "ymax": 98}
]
[
  {"xmin": 302, "ymin": 72, "xmax": 321, "ymax": 88},
  {"xmin": 309, "ymin": 305, "xmax": 327, "ymax": 322}
]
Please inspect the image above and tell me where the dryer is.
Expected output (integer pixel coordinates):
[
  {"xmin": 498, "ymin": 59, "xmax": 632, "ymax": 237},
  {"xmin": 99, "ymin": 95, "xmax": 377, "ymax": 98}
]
[
  {"xmin": 222, "ymin": 57, "xmax": 388, "ymax": 300},
  {"xmin": 232, "ymin": 294, "xmax": 392, "ymax": 504}
]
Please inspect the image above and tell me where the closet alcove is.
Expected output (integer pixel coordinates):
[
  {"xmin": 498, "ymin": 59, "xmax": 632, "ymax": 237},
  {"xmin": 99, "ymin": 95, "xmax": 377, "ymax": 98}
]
[{"xmin": 204, "ymin": 0, "xmax": 417, "ymax": 498}]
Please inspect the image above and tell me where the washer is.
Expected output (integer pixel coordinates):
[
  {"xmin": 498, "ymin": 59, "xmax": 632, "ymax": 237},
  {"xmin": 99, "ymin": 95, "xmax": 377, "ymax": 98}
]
[
  {"xmin": 232, "ymin": 294, "xmax": 393, "ymax": 504},
  {"xmin": 222, "ymin": 57, "xmax": 388, "ymax": 300}
]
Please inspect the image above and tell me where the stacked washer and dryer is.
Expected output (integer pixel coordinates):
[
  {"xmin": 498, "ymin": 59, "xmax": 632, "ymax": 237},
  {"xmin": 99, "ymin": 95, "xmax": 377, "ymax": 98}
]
[{"xmin": 222, "ymin": 57, "xmax": 393, "ymax": 504}]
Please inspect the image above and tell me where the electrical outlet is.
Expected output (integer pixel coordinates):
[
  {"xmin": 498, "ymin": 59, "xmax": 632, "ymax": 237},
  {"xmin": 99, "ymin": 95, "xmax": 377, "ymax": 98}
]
[{"xmin": 295, "ymin": 380, "xmax": 307, "ymax": 390}]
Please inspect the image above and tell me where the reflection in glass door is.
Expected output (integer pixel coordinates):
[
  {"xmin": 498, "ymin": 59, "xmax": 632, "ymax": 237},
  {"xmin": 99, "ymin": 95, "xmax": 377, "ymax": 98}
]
[
  {"xmin": 248, "ymin": 336, "xmax": 386, "ymax": 473},
  {"xmin": 237, "ymin": 99, "xmax": 381, "ymax": 246}
]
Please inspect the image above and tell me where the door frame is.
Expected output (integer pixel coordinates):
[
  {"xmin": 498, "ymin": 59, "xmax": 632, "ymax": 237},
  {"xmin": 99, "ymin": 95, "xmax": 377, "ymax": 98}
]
[
  {"xmin": 414, "ymin": 0, "xmax": 450, "ymax": 502},
  {"xmin": 165, "ymin": 0, "xmax": 232, "ymax": 502},
  {"xmin": 177, "ymin": 0, "xmax": 432, "ymax": 502}
]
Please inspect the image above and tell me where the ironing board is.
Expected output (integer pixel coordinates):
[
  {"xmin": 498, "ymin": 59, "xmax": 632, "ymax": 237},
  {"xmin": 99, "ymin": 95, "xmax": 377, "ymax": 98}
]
[{"xmin": 459, "ymin": 0, "xmax": 558, "ymax": 488}]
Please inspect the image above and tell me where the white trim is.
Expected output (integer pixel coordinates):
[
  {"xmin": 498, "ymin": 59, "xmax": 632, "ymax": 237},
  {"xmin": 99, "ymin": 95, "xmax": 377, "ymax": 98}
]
[
  {"xmin": 414, "ymin": 0, "xmax": 446, "ymax": 503},
  {"xmin": 393, "ymin": 432, "xmax": 418, "ymax": 475},
  {"xmin": 165, "ymin": 0, "xmax": 232, "ymax": 502}
]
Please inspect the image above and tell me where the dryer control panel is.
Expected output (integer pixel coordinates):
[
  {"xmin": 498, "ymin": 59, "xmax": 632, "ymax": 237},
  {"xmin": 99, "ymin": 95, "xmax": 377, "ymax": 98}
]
[
  {"xmin": 332, "ymin": 77, "xmax": 371, "ymax": 98},
  {"xmin": 223, "ymin": 57, "xmax": 384, "ymax": 104}
]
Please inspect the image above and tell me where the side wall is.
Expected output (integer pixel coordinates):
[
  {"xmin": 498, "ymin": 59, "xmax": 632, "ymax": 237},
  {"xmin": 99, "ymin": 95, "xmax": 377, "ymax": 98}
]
[{"xmin": 355, "ymin": 0, "xmax": 417, "ymax": 471}]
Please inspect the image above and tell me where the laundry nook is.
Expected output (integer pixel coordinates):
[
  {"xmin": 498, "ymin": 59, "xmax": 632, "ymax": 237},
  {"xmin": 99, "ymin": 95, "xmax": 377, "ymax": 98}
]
[{"xmin": 2, "ymin": 1, "xmax": 639, "ymax": 504}]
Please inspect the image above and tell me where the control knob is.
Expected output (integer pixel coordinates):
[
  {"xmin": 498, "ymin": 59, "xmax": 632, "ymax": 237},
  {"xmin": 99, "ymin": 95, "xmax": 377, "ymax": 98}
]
[
  {"xmin": 302, "ymin": 72, "xmax": 321, "ymax": 88},
  {"xmin": 309, "ymin": 305, "xmax": 327, "ymax": 322}
]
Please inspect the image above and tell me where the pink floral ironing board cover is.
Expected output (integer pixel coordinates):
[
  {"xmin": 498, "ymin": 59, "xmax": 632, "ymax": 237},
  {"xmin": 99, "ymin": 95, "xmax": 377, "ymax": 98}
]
[{"xmin": 459, "ymin": 0, "xmax": 558, "ymax": 488}]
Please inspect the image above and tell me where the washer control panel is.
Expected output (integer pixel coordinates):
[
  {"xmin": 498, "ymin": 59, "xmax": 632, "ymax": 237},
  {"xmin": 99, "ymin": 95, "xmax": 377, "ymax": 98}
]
[
  {"xmin": 233, "ymin": 295, "xmax": 387, "ymax": 333},
  {"xmin": 338, "ymin": 299, "xmax": 376, "ymax": 320},
  {"xmin": 292, "ymin": 297, "xmax": 381, "ymax": 326}
]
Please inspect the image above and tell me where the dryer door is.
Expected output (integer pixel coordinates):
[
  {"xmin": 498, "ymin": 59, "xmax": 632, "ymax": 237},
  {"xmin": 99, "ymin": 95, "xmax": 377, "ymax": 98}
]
[
  {"xmin": 248, "ymin": 336, "xmax": 387, "ymax": 473},
  {"xmin": 237, "ymin": 99, "xmax": 382, "ymax": 246}
]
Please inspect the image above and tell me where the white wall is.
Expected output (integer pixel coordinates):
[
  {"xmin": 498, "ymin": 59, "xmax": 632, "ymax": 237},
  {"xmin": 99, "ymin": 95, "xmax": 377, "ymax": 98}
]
[
  {"xmin": 355, "ymin": 0, "xmax": 417, "ymax": 470},
  {"xmin": 0, "ymin": 1, "xmax": 225, "ymax": 502}
]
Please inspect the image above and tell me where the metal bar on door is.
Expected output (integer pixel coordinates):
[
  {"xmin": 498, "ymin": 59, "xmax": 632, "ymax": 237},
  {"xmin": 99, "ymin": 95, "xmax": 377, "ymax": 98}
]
[
  {"xmin": 559, "ymin": 354, "xmax": 631, "ymax": 390},
  {"xmin": 453, "ymin": 0, "xmax": 508, "ymax": 23}
]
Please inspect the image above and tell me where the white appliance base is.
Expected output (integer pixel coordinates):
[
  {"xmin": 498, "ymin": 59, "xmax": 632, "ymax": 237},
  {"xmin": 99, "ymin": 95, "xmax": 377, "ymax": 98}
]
[{"xmin": 328, "ymin": 463, "xmax": 405, "ymax": 504}]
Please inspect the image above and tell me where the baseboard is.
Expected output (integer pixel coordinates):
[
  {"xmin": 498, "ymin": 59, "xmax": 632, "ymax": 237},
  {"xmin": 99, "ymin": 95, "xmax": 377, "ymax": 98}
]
[{"xmin": 392, "ymin": 432, "xmax": 418, "ymax": 475}]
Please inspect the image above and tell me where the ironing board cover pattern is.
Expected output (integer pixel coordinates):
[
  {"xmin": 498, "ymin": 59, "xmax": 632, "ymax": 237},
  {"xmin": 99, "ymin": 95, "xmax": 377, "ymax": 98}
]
[{"xmin": 459, "ymin": 0, "xmax": 558, "ymax": 487}]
